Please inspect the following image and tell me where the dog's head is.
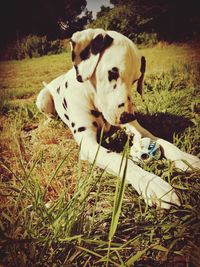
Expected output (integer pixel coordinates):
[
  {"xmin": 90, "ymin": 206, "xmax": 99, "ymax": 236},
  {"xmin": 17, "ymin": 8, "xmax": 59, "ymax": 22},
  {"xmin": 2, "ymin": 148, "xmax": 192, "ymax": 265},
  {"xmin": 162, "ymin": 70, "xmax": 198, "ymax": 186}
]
[{"xmin": 70, "ymin": 28, "xmax": 145, "ymax": 126}]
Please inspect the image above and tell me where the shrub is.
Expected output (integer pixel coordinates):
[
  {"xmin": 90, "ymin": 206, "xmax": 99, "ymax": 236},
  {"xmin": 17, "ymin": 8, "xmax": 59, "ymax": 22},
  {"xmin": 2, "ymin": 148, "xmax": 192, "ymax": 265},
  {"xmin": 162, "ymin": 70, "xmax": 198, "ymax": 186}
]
[
  {"xmin": 130, "ymin": 32, "xmax": 159, "ymax": 47},
  {"xmin": 1, "ymin": 35, "xmax": 64, "ymax": 60}
]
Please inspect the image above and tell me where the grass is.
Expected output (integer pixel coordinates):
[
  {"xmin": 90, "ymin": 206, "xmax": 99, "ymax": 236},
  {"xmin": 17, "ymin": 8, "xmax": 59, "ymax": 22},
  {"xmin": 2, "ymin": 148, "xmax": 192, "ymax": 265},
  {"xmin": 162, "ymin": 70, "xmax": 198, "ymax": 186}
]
[{"xmin": 0, "ymin": 42, "xmax": 200, "ymax": 266}]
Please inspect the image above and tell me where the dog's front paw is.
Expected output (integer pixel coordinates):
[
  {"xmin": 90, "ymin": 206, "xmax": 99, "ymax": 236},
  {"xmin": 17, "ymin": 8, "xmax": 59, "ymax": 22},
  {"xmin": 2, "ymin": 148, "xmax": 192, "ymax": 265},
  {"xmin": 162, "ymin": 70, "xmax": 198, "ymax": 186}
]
[
  {"xmin": 174, "ymin": 152, "xmax": 200, "ymax": 171},
  {"xmin": 157, "ymin": 139, "xmax": 200, "ymax": 171},
  {"xmin": 138, "ymin": 175, "xmax": 180, "ymax": 209}
]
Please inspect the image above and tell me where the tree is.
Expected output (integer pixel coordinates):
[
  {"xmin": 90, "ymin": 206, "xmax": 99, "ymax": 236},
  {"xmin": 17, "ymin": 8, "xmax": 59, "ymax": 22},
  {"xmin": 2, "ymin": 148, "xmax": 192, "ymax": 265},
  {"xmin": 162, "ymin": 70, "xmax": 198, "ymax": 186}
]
[
  {"xmin": 89, "ymin": 0, "xmax": 200, "ymax": 42},
  {"xmin": 96, "ymin": 6, "xmax": 111, "ymax": 19},
  {"xmin": 90, "ymin": 5, "xmax": 135, "ymax": 35},
  {"xmin": 0, "ymin": 0, "xmax": 92, "ymax": 49}
]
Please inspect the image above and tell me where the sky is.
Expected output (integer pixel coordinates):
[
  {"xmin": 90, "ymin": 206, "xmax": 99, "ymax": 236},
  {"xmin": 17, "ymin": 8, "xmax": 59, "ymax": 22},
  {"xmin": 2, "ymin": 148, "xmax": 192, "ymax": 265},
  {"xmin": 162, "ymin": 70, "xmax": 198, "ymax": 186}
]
[{"xmin": 86, "ymin": 0, "xmax": 113, "ymax": 17}]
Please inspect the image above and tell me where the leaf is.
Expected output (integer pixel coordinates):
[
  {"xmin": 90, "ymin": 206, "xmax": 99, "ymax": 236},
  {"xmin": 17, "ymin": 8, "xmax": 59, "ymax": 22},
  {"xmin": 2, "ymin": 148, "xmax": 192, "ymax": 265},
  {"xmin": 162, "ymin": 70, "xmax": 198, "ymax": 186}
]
[
  {"xmin": 125, "ymin": 248, "xmax": 148, "ymax": 266},
  {"xmin": 109, "ymin": 143, "xmax": 129, "ymax": 239},
  {"xmin": 181, "ymin": 160, "xmax": 198, "ymax": 171},
  {"xmin": 106, "ymin": 141, "xmax": 129, "ymax": 267},
  {"xmin": 2, "ymin": 212, "xmax": 14, "ymax": 224},
  {"xmin": 173, "ymin": 184, "xmax": 188, "ymax": 190},
  {"xmin": 76, "ymin": 246, "xmax": 102, "ymax": 258},
  {"xmin": 59, "ymin": 235, "xmax": 82, "ymax": 242},
  {"xmin": 152, "ymin": 244, "xmax": 169, "ymax": 253}
]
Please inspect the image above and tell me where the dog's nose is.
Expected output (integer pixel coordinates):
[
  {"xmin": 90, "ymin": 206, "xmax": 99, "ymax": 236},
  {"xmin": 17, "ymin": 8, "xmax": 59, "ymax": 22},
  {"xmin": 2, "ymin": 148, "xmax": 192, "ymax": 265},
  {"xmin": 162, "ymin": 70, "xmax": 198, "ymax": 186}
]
[
  {"xmin": 77, "ymin": 75, "xmax": 83, "ymax": 83},
  {"xmin": 119, "ymin": 112, "xmax": 136, "ymax": 124}
]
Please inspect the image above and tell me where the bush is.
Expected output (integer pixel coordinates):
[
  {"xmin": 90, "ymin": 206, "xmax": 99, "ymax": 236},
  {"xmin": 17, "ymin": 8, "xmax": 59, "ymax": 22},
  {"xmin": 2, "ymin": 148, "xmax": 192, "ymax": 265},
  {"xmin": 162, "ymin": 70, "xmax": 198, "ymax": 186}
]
[
  {"xmin": 89, "ymin": 5, "xmax": 134, "ymax": 37},
  {"xmin": 130, "ymin": 32, "xmax": 159, "ymax": 47},
  {"xmin": 89, "ymin": 4, "xmax": 159, "ymax": 48},
  {"xmin": 1, "ymin": 35, "xmax": 64, "ymax": 60}
]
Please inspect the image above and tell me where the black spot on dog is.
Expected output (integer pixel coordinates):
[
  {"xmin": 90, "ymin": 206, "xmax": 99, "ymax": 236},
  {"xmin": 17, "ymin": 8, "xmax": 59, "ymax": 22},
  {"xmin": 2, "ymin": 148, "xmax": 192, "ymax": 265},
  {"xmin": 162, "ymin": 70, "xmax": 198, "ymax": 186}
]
[
  {"xmin": 78, "ymin": 127, "xmax": 86, "ymax": 132},
  {"xmin": 65, "ymin": 81, "xmax": 68, "ymax": 88},
  {"xmin": 90, "ymin": 34, "xmax": 104, "ymax": 55},
  {"xmin": 71, "ymin": 40, "xmax": 76, "ymax": 61},
  {"xmin": 64, "ymin": 114, "xmax": 69, "ymax": 120},
  {"xmin": 140, "ymin": 56, "xmax": 146, "ymax": 73},
  {"xmin": 103, "ymin": 34, "xmax": 114, "ymax": 50},
  {"xmin": 74, "ymin": 129, "xmax": 76, "ymax": 134},
  {"xmin": 128, "ymin": 96, "xmax": 131, "ymax": 101},
  {"xmin": 112, "ymin": 67, "xmax": 118, "ymax": 72},
  {"xmin": 64, "ymin": 98, "xmax": 67, "ymax": 108},
  {"xmin": 102, "ymin": 116, "xmax": 107, "ymax": 123},
  {"xmin": 120, "ymin": 112, "xmax": 136, "ymax": 124},
  {"xmin": 74, "ymin": 65, "xmax": 83, "ymax": 83},
  {"xmin": 80, "ymin": 34, "xmax": 113, "ymax": 61},
  {"xmin": 91, "ymin": 34, "xmax": 113, "ymax": 55},
  {"xmin": 93, "ymin": 121, "xmax": 98, "ymax": 128},
  {"xmin": 71, "ymin": 122, "xmax": 75, "ymax": 127},
  {"xmin": 108, "ymin": 67, "xmax": 119, "ymax": 82},
  {"xmin": 71, "ymin": 40, "xmax": 76, "ymax": 49},
  {"xmin": 74, "ymin": 65, "xmax": 78, "ymax": 74},
  {"xmin": 57, "ymin": 87, "xmax": 60, "ymax": 94},
  {"xmin": 113, "ymin": 84, "xmax": 117, "ymax": 89},
  {"xmin": 91, "ymin": 109, "xmax": 101, "ymax": 118},
  {"xmin": 97, "ymin": 126, "xmax": 131, "ymax": 153},
  {"xmin": 132, "ymin": 79, "xmax": 138, "ymax": 84},
  {"xmin": 80, "ymin": 45, "xmax": 91, "ymax": 60},
  {"xmin": 63, "ymin": 98, "xmax": 67, "ymax": 109},
  {"xmin": 118, "ymin": 103, "xmax": 125, "ymax": 108},
  {"xmin": 72, "ymin": 50, "xmax": 75, "ymax": 62}
]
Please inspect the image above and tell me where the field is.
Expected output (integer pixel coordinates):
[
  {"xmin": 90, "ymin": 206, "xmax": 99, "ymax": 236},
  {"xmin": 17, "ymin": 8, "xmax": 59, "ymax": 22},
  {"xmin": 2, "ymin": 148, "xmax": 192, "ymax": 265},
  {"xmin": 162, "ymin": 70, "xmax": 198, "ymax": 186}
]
[{"xmin": 0, "ymin": 43, "xmax": 200, "ymax": 266}]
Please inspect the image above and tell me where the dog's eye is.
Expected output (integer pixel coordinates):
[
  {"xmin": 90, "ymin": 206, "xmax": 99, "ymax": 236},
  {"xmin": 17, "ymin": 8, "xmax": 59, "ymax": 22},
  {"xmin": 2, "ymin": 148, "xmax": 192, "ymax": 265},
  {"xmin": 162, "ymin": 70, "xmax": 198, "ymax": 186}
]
[{"xmin": 108, "ymin": 67, "xmax": 119, "ymax": 82}]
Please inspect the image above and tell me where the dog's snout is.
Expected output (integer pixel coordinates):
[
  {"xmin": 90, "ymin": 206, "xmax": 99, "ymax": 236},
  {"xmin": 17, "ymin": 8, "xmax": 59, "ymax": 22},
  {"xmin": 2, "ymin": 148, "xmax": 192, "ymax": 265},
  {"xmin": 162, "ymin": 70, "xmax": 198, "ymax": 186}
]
[
  {"xmin": 74, "ymin": 65, "xmax": 83, "ymax": 83},
  {"xmin": 119, "ymin": 112, "xmax": 136, "ymax": 124}
]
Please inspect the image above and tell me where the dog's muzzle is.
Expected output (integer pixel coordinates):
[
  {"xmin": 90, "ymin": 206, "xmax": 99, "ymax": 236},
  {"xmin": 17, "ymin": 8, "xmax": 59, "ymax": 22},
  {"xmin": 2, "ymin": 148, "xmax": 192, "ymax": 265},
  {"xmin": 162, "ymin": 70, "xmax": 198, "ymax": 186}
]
[
  {"xmin": 74, "ymin": 65, "xmax": 84, "ymax": 83},
  {"xmin": 119, "ymin": 112, "xmax": 136, "ymax": 124}
]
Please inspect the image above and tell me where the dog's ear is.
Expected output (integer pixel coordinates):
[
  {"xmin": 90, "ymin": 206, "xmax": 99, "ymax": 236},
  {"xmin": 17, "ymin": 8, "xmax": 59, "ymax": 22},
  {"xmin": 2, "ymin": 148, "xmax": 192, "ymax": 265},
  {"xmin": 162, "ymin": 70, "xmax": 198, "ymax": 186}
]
[
  {"xmin": 137, "ymin": 56, "xmax": 146, "ymax": 100},
  {"xmin": 70, "ymin": 29, "xmax": 113, "ymax": 82}
]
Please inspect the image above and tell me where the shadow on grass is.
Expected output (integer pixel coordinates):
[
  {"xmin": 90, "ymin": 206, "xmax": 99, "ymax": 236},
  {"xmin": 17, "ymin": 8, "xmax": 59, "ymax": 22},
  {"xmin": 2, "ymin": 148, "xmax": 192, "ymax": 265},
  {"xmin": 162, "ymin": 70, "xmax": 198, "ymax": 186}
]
[
  {"xmin": 99, "ymin": 112, "xmax": 193, "ymax": 153},
  {"xmin": 136, "ymin": 112, "xmax": 193, "ymax": 142}
]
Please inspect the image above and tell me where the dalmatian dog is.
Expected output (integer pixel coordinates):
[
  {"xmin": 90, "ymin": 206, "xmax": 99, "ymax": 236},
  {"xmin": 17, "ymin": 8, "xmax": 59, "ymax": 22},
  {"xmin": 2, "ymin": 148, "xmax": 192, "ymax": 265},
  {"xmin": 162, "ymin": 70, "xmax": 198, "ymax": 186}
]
[{"xmin": 36, "ymin": 28, "xmax": 200, "ymax": 209}]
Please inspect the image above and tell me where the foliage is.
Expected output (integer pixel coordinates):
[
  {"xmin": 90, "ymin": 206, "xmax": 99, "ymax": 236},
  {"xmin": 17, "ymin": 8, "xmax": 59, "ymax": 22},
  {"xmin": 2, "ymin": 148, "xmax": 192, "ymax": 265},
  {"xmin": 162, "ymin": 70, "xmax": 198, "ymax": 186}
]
[
  {"xmin": 1, "ymin": 0, "xmax": 92, "ymax": 49},
  {"xmin": 90, "ymin": 5, "xmax": 137, "ymax": 37},
  {"xmin": 89, "ymin": 3, "xmax": 159, "ymax": 46},
  {"xmin": 90, "ymin": 0, "xmax": 200, "ymax": 44},
  {"xmin": 132, "ymin": 32, "xmax": 159, "ymax": 47},
  {"xmin": 96, "ymin": 6, "xmax": 111, "ymax": 19},
  {"xmin": 1, "ymin": 35, "xmax": 65, "ymax": 60},
  {"xmin": 0, "ymin": 44, "xmax": 200, "ymax": 266}
]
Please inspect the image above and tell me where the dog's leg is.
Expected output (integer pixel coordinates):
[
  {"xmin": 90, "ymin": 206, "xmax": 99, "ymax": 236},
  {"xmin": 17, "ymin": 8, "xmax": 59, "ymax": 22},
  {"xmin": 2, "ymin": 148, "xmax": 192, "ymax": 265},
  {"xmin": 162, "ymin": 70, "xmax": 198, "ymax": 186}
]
[
  {"xmin": 36, "ymin": 84, "xmax": 56, "ymax": 117},
  {"xmin": 78, "ymin": 131, "xmax": 180, "ymax": 209},
  {"xmin": 126, "ymin": 120, "xmax": 200, "ymax": 170},
  {"xmin": 156, "ymin": 139, "xmax": 200, "ymax": 170}
]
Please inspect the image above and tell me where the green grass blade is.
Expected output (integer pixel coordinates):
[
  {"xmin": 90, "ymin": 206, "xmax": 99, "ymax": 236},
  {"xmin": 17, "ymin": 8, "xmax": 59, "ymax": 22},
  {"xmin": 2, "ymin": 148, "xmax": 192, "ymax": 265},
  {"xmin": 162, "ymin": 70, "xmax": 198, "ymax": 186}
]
[{"xmin": 106, "ymin": 140, "xmax": 129, "ymax": 266}]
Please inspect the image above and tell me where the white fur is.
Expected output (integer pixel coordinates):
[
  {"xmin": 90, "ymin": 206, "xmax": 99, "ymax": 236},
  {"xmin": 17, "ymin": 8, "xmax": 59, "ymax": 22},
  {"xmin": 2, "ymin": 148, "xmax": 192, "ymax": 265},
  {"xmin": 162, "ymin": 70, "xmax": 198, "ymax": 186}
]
[{"xmin": 36, "ymin": 29, "xmax": 200, "ymax": 209}]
